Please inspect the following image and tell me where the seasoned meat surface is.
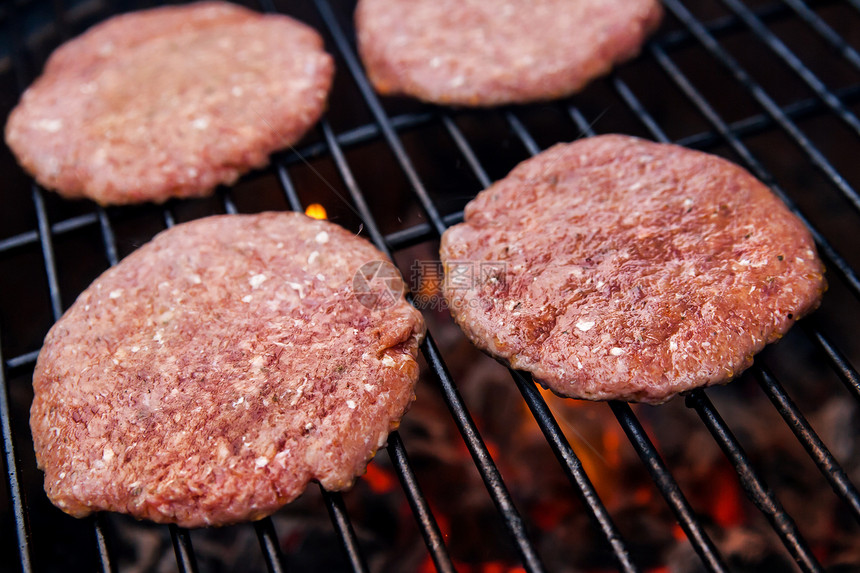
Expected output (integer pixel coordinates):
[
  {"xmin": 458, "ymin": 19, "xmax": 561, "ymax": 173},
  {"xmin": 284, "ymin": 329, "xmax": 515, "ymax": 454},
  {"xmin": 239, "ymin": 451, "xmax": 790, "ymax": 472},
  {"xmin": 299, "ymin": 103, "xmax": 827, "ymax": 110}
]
[
  {"xmin": 356, "ymin": 0, "xmax": 662, "ymax": 106},
  {"xmin": 5, "ymin": 2, "xmax": 333, "ymax": 205},
  {"xmin": 440, "ymin": 135, "xmax": 825, "ymax": 404},
  {"xmin": 31, "ymin": 213, "xmax": 425, "ymax": 527}
]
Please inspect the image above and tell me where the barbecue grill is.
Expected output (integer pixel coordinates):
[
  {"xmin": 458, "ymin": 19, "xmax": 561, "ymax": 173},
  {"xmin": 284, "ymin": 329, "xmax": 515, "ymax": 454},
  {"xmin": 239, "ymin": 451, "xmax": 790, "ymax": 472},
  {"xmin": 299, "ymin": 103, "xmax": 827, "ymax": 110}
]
[{"xmin": 2, "ymin": 0, "xmax": 859, "ymax": 571}]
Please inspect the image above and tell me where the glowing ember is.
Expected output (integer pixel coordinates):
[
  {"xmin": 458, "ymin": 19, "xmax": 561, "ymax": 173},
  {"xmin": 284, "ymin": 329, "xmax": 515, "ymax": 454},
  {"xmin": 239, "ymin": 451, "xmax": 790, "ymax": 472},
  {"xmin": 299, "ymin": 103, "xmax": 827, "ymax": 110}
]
[
  {"xmin": 304, "ymin": 203, "xmax": 327, "ymax": 220},
  {"xmin": 361, "ymin": 462, "xmax": 397, "ymax": 494},
  {"xmin": 710, "ymin": 463, "xmax": 745, "ymax": 528}
]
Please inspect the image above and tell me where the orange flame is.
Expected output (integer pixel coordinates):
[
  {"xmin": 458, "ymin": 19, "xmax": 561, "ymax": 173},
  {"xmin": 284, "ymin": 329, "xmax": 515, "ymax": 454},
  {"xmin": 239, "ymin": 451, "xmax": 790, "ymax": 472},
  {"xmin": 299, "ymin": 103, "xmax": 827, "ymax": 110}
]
[
  {"xmin": 602, "ymin": 425, "xmax": 622, "ymax": 469},
  {"xmin": 531, "ymin": 387, "xmax": 620, "ymax": 504},
  {"xmin": 711, "ymin": 463, "xmax": 745, "ymax": 527},
  {"xmin": 305, "ymin": 203, "xmax": 327, "ymax": 220},
  {"xmin": 361, "ymin": 463, "xmax": 397, "ymax": 494}
]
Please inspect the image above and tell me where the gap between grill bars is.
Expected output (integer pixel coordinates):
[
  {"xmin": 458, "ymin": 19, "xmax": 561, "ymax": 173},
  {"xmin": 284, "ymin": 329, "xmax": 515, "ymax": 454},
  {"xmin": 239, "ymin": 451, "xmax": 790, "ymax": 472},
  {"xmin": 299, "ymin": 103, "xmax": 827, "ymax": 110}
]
[{"xmin": 1, "ymin": 1, "xmax": 859, "ymax": 572}]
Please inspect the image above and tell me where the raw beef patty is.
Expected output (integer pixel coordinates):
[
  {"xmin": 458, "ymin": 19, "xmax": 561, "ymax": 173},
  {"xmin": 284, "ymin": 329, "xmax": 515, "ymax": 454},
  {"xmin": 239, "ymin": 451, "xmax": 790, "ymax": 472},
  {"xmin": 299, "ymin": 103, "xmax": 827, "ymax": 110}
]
[
  {"xmin": 31, "ymin": 212, "xmax": 425, "ymax": 527},
  {"xmin": 440, "ymin": 135, "xmax": 825, "ymax": 404},
  {"xmin": 356, "ymin": 0, "xmax": 662, "ymax": 106},
  {"xmin": 5, "ymin": 2, "xmax": 333, "ymax": 205}
]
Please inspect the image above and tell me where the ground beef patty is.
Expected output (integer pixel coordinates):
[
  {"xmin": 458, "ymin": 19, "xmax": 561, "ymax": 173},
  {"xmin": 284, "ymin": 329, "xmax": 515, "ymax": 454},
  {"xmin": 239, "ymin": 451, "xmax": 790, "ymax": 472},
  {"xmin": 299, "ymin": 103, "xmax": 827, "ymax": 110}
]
[
  {"xmin": 440, "ymin": 135, "xmax": 825, "ymax": 404},
  {"xmin": 355, "ymin": 0, "xmax": 662, "ymax": 106},
  {"xmin": 5, "ymin": 2, "xmax": 333, "ymax": 205},
  {"xmin": 30, "ymin": 213, "xmax": 425, "ymax": 527}
]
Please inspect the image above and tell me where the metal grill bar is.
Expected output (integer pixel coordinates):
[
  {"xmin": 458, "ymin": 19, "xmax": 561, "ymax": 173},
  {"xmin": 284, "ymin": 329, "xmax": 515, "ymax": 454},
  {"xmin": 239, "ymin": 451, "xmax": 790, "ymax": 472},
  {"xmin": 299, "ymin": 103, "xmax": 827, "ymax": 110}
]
[
  {"xmin": 386, "ymin": 433, "xmax": 456, "ymax": 573},
  {"xmin": 32, "ymin": 189, "xmax": 63, "ymax": 320},
  {"xmin": 675, "ymin": 83, "xmax": 860, "ymax": 148},
  {"xmin": 93, "ymin": 514, "xmax": 116, "ymax": 573},
  {"xmin": 312, "ymin": 1, "xmax": 548, "ymax": 570},
  {"xmin": 96, "ymin": 208, "xmax": 119, "ymax": 267},
  {"xmin": 169, "ymin": 524, "xmax": 200, "ymax": 573},
  {"xmin": 221, "ymin": 192, "xmax": 239, "ymax": 216},
  {"xmin": 316, "ymin": 117, "xmax": 455, "ymax": 571},
  {"xmin": 269, "ymin": 152, "xmax": 373, "ymax": 572},
  {"xmin": 440, "ymin": 114, "xmax": 493, "ymax": 189},
  {"xmin": 419, "ymin": 338, "xmax": 546, "ymax": 573},
  {"xmin": 511, "ymin": 371, "xmax": 640, "ymax": 573},
  {"xmin": 5, "ymin": 351, "xmax": 41, "ymax": 372},
  {"xmin": 647, "ymin": 41, "xmax": 860, "ymax": 297},
  {"xmin": 780, "ymin": 0, "xmax": 860, "ymax": 71},
  {"xmin": 254, "ymin": 519, "xmax": 287, "ymax": 573},
  {"xmin": 611, "ymin": 76, "xmax": 669, "ymax": 143},
  {"xmin": 639, "ymin": 27, "xmax": 860, "ymax": 403},
  {"xmin": 0, "ymin": 327, "xmax": 32, "ymax": 572},
  {"xmin": 383, "ymin": 211, "xmax": 463, "ymax": 251},
  {"xmin": 434, "ymin": 111, "xmax": 639, "ymax": 571},
  {"xmin": 3, "ymin": 73, "xmax": 858, "ymax": 260},
  {"xmin": 609, "ymin": 402, "xmax": 729, "ymax": 573},
  {"xmin": 313, "ymin": 0, "xmax": 447, "ymax": 237},
  {"xmin": 601, "ymin": 46, "xmax": 860, "ymax": 567},
  {"xmin": 718, "ymin": 0, "xmax": 860, "ymax": 138},
  {"xmin": 685, "ymin": 390, "xmax": 823, "ymax": 573},
  {"xmin": 609, "ymin": 37, "xmax": 860, "ymax": 414},
  {"xmin": 804, "ymin": 326, "xmax": 860, "ymax": 402},
  {"xmin": 162, "ymin": 207, "xmax": 176, "ymax": 229},
  {"xmin": 754, "ymin": 367, "xmax": 860, "ymax": 524},
  {"xmin": 505, "ymin": 113, "xmax": 541, "ymax": 157},
  {"xmin": 0, "ymin": 213, "xmax": 98, "ymax": 253},
  {"xmin": 661, "ymin": 0, "xmax": 860, "ymax": 217},
  {"xmin": 317, "ymin": 120, "xmax": 389, "ymax": 249},
  {"xmin": 276, "ymin": 158, "xmax": 308, "ymax": 214},
  {"xmin": 562, "ymin": 104, "xmax": 729, "ymax": 572},
  {"xmin": 322, "ymin": 488, "xmax": 369, "ymax": 573}
]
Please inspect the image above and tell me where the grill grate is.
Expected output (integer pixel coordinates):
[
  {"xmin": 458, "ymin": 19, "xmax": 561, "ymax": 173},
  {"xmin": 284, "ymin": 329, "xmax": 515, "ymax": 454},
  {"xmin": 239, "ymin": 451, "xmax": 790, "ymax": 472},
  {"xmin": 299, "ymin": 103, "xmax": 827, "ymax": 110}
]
[{"xmin": 1, "ymin": 1, "xmax": 860, "ymax": 572}]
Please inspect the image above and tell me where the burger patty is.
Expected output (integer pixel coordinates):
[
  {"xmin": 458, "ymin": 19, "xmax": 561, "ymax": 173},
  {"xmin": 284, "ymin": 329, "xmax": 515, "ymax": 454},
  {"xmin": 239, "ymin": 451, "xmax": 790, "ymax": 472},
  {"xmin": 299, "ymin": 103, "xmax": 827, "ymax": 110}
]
[
  {"xmin": 30, "ymin": 212, "xmax": 425, "ymax": 527},
  {"xmin": 5, "ymin": 2, "xmax": 333, "ymax": 205},
  {"xmin": 440, "ymin": 135, "xmax": 826, "ymax": 404},
  {"xmin": 355, "ymin": 0, "xmax": 662, "ymax": 106}
]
